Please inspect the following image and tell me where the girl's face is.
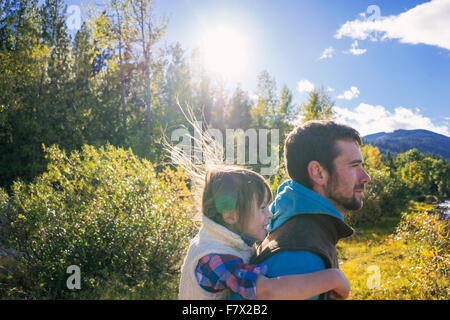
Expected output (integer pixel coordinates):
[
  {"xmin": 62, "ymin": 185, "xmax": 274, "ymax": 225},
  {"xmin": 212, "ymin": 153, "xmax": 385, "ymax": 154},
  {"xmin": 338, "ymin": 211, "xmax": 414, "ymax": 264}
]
[{"xmin": 243, "ymin": 192, "xmax": 273, "ymax": 241}]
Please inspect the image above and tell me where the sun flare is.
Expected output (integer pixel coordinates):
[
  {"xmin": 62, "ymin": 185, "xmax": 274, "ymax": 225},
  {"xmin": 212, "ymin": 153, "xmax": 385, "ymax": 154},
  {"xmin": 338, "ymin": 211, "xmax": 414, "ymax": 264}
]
[{"xmin": 199, "ymin": 25, "xmax": 250, "ymax": 80}]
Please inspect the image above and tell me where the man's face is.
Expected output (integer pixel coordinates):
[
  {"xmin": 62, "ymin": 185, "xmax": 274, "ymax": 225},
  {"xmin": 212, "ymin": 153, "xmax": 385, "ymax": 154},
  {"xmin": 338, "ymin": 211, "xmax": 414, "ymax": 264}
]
[{"xmin": 325, "ymin": 139, "xmax": 371, "ymax": 211}]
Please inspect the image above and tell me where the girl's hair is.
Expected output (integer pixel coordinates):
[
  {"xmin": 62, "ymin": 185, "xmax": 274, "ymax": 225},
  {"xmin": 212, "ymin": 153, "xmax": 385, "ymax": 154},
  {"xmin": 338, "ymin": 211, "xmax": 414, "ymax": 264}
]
[
  {"xmin": 202, "ymin": 166, "xmax": 272, "ymax": 234},
  {"xmin": 163, "ymin": 103, "xmax": 272, "ymax": 233}
]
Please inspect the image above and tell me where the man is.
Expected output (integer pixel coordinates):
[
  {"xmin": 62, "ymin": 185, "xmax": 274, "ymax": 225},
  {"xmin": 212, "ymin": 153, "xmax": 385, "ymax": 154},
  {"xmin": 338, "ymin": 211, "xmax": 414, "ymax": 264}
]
[{"xmin": 251, "ymin": 120, "xmax": 371, "ymax": 300}]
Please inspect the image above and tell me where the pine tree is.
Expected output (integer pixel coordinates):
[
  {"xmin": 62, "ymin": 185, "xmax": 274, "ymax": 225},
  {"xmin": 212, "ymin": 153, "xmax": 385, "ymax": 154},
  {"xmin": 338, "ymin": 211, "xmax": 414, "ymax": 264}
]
[
  {"xmin": 163, "ymin": 42, "xmax": 192, "ymax": 125},
  {"xmin": 300, "ymin": 87, "xmax": 334, "ymax": 123},
  {"xmin": 0, "ymin": 0, "xmax": 44, "ymax": 187},
  {"xmin": 385, "ymin": 150, "xmax": 395, "ymax": 171},
  {"xmin": 129, "ymin": 0, "xmax": 167, "ymax": 143},
  {"xmin": 250, "ymin": 70, "xmax": 277, "ymax": 128},
  {"xmin": 226, "ymin": 86, "xmax": 252, "ymax": 130}
]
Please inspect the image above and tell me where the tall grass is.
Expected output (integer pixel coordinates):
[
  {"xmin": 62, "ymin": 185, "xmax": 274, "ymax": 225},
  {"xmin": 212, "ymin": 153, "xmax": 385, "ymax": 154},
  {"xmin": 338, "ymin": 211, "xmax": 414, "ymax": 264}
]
[{"xmin": 339, "ymin": 202, "xmax": 449, "ymax": 300}]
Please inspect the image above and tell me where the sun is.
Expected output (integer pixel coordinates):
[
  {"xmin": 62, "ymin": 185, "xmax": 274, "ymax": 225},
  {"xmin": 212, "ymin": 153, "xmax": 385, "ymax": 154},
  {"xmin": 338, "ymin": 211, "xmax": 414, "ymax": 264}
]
[{"xmin": 198, "ymin": 25, "xmax": 250, "ymax": 81}]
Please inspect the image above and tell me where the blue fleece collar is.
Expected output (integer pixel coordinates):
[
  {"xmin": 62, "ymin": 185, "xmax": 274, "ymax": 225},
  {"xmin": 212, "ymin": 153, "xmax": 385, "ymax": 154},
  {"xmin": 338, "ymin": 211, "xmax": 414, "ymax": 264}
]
[
  {"xmin": 240, "ymin": 235, "xmax": 257, "ymax": 246},
  {"xmin": 267, "ymin": 180, "xmax": 344, "ymax": 232}
]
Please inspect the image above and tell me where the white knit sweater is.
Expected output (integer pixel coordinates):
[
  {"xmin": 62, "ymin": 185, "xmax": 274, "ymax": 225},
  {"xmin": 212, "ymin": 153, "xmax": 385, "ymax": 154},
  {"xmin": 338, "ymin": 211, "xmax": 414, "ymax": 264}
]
[{"xmin": 178, "ymin": 215, "xmax": 256, "ymax": 300}]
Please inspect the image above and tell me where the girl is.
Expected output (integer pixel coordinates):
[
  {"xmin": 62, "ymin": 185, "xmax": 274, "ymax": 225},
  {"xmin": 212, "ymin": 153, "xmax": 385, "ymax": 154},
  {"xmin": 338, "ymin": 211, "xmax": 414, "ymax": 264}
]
[{"xmin": 179, "ymin": 166, "xmax": 350, "ymax": 300}]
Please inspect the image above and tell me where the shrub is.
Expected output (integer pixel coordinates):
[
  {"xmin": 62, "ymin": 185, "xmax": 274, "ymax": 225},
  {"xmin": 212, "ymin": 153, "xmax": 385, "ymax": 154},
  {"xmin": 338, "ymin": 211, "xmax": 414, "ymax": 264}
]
[
  {"xmin": 0, "ymin": 144, "xmax": 195, "ymax": 299},
  {"xmin": 393, "ymin": 205, "xmax": 449, "ymax": 299},
  {"xmin": 346, "ymin": 168, "xmax": 410, "ymax": 227}
]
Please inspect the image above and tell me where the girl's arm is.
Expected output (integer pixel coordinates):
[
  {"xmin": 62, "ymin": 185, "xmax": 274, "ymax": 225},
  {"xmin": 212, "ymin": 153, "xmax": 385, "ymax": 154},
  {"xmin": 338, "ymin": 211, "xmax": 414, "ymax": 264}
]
[{"xmin": 255, "ymin": 268, "xmax": 350, "ymax": 300}]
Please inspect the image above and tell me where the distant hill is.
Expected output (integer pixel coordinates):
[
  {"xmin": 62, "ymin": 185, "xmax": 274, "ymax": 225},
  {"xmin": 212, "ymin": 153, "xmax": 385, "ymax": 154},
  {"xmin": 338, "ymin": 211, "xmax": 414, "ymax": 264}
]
[{"xmin": 363, "ymin": 129, "xmax": 450, "ymax": 160}]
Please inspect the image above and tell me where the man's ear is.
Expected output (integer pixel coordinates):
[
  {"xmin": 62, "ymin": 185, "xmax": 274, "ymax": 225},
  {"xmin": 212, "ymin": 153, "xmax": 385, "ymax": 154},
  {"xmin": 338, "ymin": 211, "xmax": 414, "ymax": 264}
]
[
  {"xmin": 222, "ymin": 209, "xmax": 239, "ymax": 225},
  {"xmin": 307, "ymin": 160, "xmax": 328, "ymax": 187}
]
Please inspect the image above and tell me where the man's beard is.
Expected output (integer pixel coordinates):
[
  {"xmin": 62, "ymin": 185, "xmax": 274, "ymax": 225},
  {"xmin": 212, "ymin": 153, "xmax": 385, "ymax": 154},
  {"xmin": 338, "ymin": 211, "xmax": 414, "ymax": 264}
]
[{"xmin": 326, "ymin": 173, "xmax": 364, "ymax": 211}]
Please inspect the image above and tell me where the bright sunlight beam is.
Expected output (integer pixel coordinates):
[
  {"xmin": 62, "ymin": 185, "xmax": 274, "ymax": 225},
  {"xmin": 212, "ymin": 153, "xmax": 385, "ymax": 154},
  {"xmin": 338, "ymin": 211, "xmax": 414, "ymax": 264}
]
[{"xmin": 198, "ymin": 25, "xmax": 250, "ymax": 81}]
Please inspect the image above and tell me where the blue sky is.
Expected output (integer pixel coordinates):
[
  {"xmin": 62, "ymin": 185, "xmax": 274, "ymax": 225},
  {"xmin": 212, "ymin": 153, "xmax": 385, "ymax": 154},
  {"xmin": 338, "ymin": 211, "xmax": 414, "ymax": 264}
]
[{"xmin": 65, "ymin": 0, "xmax": 450, "ymax": 136}]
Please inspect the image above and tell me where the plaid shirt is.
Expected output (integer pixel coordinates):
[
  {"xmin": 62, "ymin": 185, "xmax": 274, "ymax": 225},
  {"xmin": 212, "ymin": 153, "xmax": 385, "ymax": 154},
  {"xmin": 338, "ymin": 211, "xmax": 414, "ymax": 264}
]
[{"xmin": 195, "ymin": 254, "xmax": 268, "ymax": 300}]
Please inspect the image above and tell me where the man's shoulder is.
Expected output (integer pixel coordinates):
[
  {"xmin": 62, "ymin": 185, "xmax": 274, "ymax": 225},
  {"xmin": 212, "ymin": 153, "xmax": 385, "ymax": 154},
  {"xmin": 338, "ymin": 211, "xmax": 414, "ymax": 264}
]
[
  {"xmin": 271, "ymin": 212, "xmax": 353, "ymax": 244},
  {"xmin": 270, "ymin": 214, "xmax": 331, "ymax": 243},
  {"xmin": 252, "ymin": 214, "xmax": 334, "ymax": 265}
]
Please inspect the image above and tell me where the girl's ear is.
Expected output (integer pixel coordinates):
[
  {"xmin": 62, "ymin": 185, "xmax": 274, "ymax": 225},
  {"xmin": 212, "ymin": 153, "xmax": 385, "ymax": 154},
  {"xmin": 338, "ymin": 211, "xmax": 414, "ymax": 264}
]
[{"xmin": 222, "ymin": 209, "xmax": 239, "ymax": 225}]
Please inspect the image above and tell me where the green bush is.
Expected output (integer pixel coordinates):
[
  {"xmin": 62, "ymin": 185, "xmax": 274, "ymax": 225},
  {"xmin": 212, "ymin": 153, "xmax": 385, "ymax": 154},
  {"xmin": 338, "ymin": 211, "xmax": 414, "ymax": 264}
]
[
  {"xmin": 345, "ymin": 168, "xmax": 412, "ymax": 227},
  {"xmin": 0, "ymin": 144, "xmax": 195, "ymax": 299},
  {"xmin": 346, "ymin": 168, "xmax": 409, "ymax": 227},
  {"xmin": 393, "ymin": 204, "xmax": 449, "ymax": 299}
]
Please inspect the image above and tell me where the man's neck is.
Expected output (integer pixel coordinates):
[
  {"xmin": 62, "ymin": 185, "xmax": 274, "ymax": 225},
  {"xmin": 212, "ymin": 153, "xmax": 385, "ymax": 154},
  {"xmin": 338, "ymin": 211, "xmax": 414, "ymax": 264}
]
[
  {"xmin": 312, "ymin": 185, "xmax": 346, "ymax": 217},
  {"xmin": 327, "ymin": 199, "xmax": 347, "ymax": 218}
]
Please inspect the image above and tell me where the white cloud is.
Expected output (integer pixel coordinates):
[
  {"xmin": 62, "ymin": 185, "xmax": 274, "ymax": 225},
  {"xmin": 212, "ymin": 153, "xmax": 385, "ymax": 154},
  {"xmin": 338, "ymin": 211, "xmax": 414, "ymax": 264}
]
[
  {"xmin": 327, "ymin": 87, "xmax": 335, "ymax": 92},
  {"xmin": 346, "ymin": 40, "xmax": 367, "ymax": 55},
  {"xmin": 335, "ymin": 0, "xmax": 450, "ymax": 51},
  {"xmin": 297, "ymin": 79, "xmax": 315, "ymax": 93},
  {"xmin": 337, "ymin": 86, "xmax": 360, "ymax": 100},
  {"xmin": 319, "ymin": 47, "xmax": 334, "ymax": 60},
  {"xmin": 333, "ymin": 103, "xmax": 450, "ymax": 136}
]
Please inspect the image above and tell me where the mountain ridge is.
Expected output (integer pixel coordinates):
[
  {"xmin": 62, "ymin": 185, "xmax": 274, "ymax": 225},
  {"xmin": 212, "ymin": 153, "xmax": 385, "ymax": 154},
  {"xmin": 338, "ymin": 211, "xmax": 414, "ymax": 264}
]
[{"xmin": 363, "ymin": 129, "xmax": 450, "ymax": 160}]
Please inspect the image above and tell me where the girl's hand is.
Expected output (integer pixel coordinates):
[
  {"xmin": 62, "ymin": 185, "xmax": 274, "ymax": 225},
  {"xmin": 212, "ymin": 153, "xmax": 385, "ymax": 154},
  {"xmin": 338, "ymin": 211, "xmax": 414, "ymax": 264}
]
[
  {"xmin": 329, "ymin": 290, "xmax": 348, "ymax": 300},
  {"xmin": 330, "ymin": 269, "xmax": 351, "ymax": 299}
]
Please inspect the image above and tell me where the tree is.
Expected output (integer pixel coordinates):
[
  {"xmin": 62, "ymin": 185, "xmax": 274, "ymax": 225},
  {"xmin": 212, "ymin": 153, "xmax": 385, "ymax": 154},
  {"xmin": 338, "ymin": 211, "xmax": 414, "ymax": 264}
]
[
  {"xmin": 226, "ymin": 86, "xmax": 252, "ymax": 130},
  {"xmin": 420, "ymin": 156, "xmax": 450, "ymax": 199},
  {"xmin": 129, "ymin": 0, "xmax": 167, "ymax": 142},
  {"xmin": 210, "ymin": 80, "xmax": 227, "ymax": 130},
  {"xmin": 86, "ymin": 1, "xmax": 132, "ymax": 146},
  {"xmin": 250, "ymin": 70, "xmax": 277, "ymax": 128},
  {"xmin": 401, "ymin": 161, "xmax": 425, "ymax": 194},
  {"xmin": 85, "ymin": 0, "xmax": 168, "ymax": 160},
  {"xmin": 384, "ymin": 150, "xmax": 395, "ymax": 171},
  {"xmin": 276, "ymin": 85, "xmax": 298, "ymax": 124},
  {"xmin": 190, "ymin": 49, "xmax": 214, "ymax": 127},
  {"xmin": 361, "ymin": 144, "xmax": 386, "ymax": 170},
  {"xmin": 300, "ymin": 88, "xmax": 334, "ymax": 122},
  {"xmin": 394, "ymin": 148, "xmax": 424, "ymax": 169},
  {"xmin": 163, "ymin": 42, "xmax": 192, "ymax": 125},
  {"xmin": 109, "ymin": 0, "xmax": 134, "ymax": 142},
  {"xmin": 432, "ymin": 158, "xmax": 450, "ymax": 198},
  {"xmin": 0, "ymin": 0, "xmax": 78, "ymax": 187}
]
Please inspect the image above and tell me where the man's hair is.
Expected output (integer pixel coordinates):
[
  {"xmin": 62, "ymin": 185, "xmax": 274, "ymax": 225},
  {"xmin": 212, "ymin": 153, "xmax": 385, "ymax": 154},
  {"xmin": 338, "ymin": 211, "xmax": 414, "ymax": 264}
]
[{"xmin": 284, "ymin": 120, "xmax": 362, "ymax": 189}]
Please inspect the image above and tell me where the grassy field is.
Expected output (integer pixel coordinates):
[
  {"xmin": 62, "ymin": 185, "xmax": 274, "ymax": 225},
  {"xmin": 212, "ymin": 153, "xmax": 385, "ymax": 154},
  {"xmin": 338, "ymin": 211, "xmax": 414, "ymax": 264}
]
[{"xmin": 338, "ymin": 202, "xmax": 449, "ymax": 300}]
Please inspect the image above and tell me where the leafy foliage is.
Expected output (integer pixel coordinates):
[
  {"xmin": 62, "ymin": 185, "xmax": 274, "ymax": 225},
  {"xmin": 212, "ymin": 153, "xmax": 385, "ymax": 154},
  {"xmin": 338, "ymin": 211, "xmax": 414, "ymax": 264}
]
[
  {"xmin": 339, "ymin": 202, "xmax": 449, "ymax": 300},
  {"xmin": 299, "ymin": 88, "xmax": 334, "ymax": 123},
  {"xmin": 345, "ymin": 144, "xmax": 448, "ymax": 227},
  {"xmin": 1, "ymin": 0, "xmax": 449, "ymax": 301},
  {"xmin": 393, "ymin": 206, "xmax": 449, "ymax": 299},
  {"xmin": 0, "ymin": 144, "xmax": 195, "ymax": 299}
]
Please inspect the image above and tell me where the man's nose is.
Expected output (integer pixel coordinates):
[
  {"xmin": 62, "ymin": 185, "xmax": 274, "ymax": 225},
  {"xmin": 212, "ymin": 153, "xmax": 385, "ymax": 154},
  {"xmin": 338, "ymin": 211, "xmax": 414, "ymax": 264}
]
[{"xmin": 360, "ymin": 168, "xmax": 371, "ymax": 184}]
